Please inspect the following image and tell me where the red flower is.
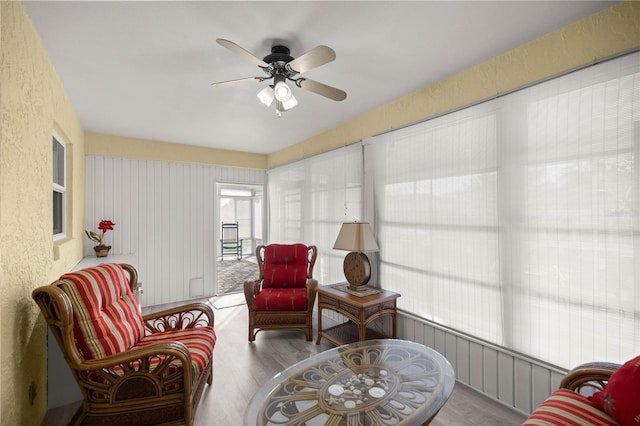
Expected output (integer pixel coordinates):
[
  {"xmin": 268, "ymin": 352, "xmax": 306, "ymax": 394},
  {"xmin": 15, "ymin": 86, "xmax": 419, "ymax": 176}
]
[
  {"xmin": 86, "ymin": 220, "xmax": 116, "ymax": 246},
  {"xmin": 98, "ymin": 220, "xmax": 115, "ymax": 232}
]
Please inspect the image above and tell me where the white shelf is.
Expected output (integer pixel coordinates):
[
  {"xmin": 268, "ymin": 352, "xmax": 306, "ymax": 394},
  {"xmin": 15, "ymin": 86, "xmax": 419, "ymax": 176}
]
[{"xmin": 73, "ymin": 253, "xmax": 137, "ymax": 271}]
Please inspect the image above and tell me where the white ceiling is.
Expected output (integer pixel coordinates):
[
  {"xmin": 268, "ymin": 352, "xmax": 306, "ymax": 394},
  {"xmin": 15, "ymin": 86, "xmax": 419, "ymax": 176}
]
[{"xmin": 23, "ymin": 1, "xmax": 615, "ymax": 155}]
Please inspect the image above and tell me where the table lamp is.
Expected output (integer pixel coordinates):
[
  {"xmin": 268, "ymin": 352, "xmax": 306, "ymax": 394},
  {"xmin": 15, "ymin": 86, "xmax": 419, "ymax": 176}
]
[{"xmin": 333, "ymin": 221, "xmax": 380, "ymax": 291}]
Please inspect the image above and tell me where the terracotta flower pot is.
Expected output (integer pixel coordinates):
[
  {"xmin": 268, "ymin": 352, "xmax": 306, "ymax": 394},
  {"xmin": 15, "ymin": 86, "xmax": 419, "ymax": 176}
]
[{"xmin": 94, "ymin": 245, "xmax": 112, "ymax": 258}]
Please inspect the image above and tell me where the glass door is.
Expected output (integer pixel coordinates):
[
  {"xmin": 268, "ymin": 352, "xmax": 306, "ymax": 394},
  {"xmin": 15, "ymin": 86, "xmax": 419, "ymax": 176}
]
[{"xmin": 216, "ymin": 183, "xmax": 264, "ymax": 295}]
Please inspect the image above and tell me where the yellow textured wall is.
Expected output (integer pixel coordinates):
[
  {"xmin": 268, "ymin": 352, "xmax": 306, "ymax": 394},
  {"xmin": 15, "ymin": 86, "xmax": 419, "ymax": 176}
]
[
  {"xmin": 86, "ymin": 131, "xmax": 267, "ymax": 169},
  {"xmin": 0, "ymin": 2, "xmax": 84, "ymax": 424},
  {"xmin": 267, "ymin": 1, "xmax": 640, "ymax": 168}
]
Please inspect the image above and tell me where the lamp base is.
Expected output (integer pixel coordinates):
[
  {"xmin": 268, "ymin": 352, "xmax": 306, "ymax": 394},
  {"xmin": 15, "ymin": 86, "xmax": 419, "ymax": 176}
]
[
  {"xmin": 347, "ymin": 283, "xmax": 370, "ymax": 292},
  {"xmin": 343, "ymin": 252, "xmax": 371, "ymax": 291}
]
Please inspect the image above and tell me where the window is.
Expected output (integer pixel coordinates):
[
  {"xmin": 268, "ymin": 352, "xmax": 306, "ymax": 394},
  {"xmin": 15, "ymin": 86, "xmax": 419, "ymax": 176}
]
[
  {"xmin": 267, "ymin": 52, "xmax": 639, "ymax": 369},
  {"xmin": 371, "ymin": 52, "xmax": 639, "ymax": 369},
  {"xmin": 268, "ymin": 144, "xmax": 364, "ymax": 285},
  {"xmin": 53, "ymin": 134, "xmax": 66, "ymax": 238},
  {"xmin": 373, "ymin": 107, "xmax": 501, "ymax": 344}
]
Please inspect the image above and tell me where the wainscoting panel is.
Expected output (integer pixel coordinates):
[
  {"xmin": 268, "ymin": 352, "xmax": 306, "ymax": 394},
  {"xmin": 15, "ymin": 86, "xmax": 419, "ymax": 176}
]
[
  {"xmin": 397, "ymin": 311, "xmax": 568, "ymax": 416},
  {"xmin": 514, "ymin": 358, "xmax": 533, "ymax": 413},
  {"xmin": 85, "ymin": 155, "xmax": 266, "ymax": 307},
  {"xmin": 498, "ymin": 352, "xmax": 515, "ymax": 406},
  {"xmin": 469, "ymin": 341, "xmax": 484, "ymax": 391}
]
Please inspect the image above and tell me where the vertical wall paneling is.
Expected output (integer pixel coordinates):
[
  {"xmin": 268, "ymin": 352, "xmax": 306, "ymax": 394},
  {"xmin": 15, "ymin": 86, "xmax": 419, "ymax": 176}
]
[
  {"xmin": 498, "ymin": 352, "xmax": 515, "ymax": 406},
  {"xmin": 550, "ymin": 371, "xmax": 564, "ymax": 393},
  {"xmin": 434, "ymin": 329, "xmax": 446, "ymax": 356},
  {"xmin": 514, "ymin": 358, "xmax": 533, "ymax": 414},
  {"xmin": 445, "ymin": 333, "xmax": 457, "ymax": 373},
  {"xmin": 456, "ymin": 338, "xmax": 470, "ymax": 384},
  {"xmin": 483, "ymin": 347, "xmax": 499, "ymax": 398},
  {"xmin": 85, "ymin": 155, "xmax": 266, "ymax": 307},
  {"xmin": 401, "ymin": 313, "xmax": 415, "ymax": 342},
  {"xmin": 469, "ymin": 341, "xmax": 484, "ymax": 391},
  {"xmin": 396, "ymin": 310, "xmax": 568, "ymax": 416},
  {"xmin": 532, "ymin": 365, "xmax": 552, "ymax": 413},
  {"xmin": 423, "ymin": 322, "xmax": 435, "ymax": 349},
  {"xmin": 413, "ymin": 320, "xmax": 425, "ymax": 346}
]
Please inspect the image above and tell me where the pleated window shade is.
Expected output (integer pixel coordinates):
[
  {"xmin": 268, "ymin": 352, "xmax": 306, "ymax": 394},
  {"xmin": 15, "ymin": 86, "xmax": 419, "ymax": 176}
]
[
  {"xmin": 268, "ymin": 144, "xmax": 364, "ymax": 285},
  {"xmin": 371, "ymin": 52, "xmax": 639, "ymax": 369}
]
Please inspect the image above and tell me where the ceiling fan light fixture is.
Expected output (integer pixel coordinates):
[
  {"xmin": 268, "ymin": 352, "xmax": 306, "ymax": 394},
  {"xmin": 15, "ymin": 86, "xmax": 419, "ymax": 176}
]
[
  {"xmin": 257, "ymin": 86, "xmax": 274, "ymax": 107},
  {"xmin": 213, "ymin": 39, "xmax": 347, "ymax": 114},
  {"xmin": 281, "ymin": 93, "xmax": 298, "ymax": 110},
  {"xmin": 274, "ymin": 81, "xmax": 292, "ymax": 102}
]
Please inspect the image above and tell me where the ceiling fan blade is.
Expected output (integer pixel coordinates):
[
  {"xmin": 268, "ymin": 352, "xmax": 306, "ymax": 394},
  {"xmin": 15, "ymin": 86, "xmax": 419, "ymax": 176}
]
[
  {"xmin": 216, "ymin": 38, "xmax": 269, "ymax": 68},
  {"xmin": 287, "ymin": 45, "xmax": 336, "ymax": 74},
  {"xmin": 210, "ymin": 77, "xmax": 263, "ymax": 88},
  {"xmin": 298, "ymin": 78, "xmax": 347, "ymax": 102}
]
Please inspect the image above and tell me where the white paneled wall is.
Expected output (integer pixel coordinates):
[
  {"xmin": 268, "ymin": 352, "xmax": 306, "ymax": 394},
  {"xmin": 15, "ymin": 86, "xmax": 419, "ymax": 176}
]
[
  {"xmin": 85, "ymin": 155, "xmax": 266, "ymax": 307},
  {"xmin": 397, "ymin": 310, "xmax": 567, "ymax": 416}
]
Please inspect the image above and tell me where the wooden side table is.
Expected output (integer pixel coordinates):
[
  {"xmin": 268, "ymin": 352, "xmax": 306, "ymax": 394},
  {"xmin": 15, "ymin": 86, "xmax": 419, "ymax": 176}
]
[{"xmin": 316, "ymin": 283, "xmax": 400, "ymax": 346}]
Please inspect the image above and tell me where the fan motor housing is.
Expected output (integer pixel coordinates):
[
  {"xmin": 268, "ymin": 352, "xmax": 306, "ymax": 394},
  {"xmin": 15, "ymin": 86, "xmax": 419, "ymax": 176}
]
[{"xmin": 263, "ymin": 45, "xmax": 294, "ymax": 64}]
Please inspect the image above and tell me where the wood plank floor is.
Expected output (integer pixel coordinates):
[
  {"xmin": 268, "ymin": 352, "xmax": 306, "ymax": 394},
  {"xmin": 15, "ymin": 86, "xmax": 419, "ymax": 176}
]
[{"xmin": 43, "ymin": 298, "xmax": 528, "ymax": 425}]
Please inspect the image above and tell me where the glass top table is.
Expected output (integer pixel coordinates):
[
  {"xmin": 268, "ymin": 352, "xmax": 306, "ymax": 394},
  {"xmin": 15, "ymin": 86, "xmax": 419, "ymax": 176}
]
[{"xmin": 245, "ymin": 339, "xmax": 455, "ymax": 425}]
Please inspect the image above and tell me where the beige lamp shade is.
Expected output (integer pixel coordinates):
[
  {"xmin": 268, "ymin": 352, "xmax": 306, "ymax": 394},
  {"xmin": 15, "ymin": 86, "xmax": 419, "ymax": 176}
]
[
  {"xmin": 333, "ymin": 222, "xmax": 379, "ymax": 252},
  {"xmin": 333, "ymin": 222, "xmax": 379, "ymax": 290}
]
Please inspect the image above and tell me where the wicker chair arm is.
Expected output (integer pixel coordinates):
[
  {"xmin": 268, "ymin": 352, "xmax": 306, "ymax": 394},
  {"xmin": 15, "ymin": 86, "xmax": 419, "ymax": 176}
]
[
  {"xmin": 306, "ymin": 278, "xmax": 318, "ymax": 308},
  {"xmin": 32, "ymin": 285, "xmax": 86, "ymax": 365},
  {"xmin": 559, "ymin": 361, "xmax": 620, "ymax": 392},
  {"xmin": 143, "ymin": 302, "xmax": 214, "ymax": 333},
  {"xmin": 75, "ymin": 341, "xmax": 196, "ymax": 403},
  {"xmin": 79, "ymin": 341, "xmax": 191, "ymax": 371},
  {"xmin": 243, "ymin": 279, "xmax": 261, "ymax": 310}
]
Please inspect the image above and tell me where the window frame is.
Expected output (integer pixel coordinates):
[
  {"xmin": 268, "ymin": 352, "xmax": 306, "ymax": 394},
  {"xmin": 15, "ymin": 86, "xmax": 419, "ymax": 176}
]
[{"xmin": 53, "ymin": 132, "xmax": 66, "ymax": 240}]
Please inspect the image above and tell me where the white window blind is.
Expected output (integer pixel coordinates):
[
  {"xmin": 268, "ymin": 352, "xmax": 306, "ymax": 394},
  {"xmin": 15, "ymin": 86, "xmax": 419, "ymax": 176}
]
[
  {"xmin": 371, "ymin": 52, "xmax": 639, "ymax": 369},
  {"xmin": 268, "ymin": 144, "xmax": 364, "ymax": 285},
  {"xmin": 373, "ymin": 103, "xmax": 502, "ymax": 344}
]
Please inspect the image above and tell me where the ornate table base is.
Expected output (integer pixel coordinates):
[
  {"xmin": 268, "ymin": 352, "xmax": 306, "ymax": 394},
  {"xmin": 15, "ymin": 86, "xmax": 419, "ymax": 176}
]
[{"xmin": 246, "ymin": 339, "xmax": 455, "ymax": 425}]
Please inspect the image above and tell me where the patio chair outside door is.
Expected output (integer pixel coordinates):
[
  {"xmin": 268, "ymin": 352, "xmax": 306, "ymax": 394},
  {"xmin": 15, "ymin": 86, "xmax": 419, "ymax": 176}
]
[{"xmin": 221, "ymin": 222, "xmax": 242, "ymax": 260}]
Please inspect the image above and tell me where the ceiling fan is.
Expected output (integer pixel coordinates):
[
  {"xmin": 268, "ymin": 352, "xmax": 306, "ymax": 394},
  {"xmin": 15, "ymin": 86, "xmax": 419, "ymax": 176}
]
[{"xmin": 211, "ymin": 39, "xmax": 347, "ymax": 116}]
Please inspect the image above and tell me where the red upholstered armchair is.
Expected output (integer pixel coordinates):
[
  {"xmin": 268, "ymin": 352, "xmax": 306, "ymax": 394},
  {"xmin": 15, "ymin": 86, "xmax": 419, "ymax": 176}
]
[
  {"xmin": 243, "ymin": 244, "xmax": 318, "ymax": 341},
  {"xmin": 32, "ymin": 263, "xmax": 216, "ymax": 426}
]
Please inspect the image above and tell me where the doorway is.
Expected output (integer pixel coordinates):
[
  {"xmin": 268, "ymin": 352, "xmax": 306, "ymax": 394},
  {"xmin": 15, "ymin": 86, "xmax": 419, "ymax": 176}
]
[{"xmin": 216, "ymin": 183, "xmax": 264, "ymax": 295}]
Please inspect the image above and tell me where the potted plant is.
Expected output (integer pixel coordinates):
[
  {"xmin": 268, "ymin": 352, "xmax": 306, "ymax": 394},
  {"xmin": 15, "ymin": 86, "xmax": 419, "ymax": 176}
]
[{"xmin": 85, "ymin": 220, "xmax": 116, "ymax": 257}]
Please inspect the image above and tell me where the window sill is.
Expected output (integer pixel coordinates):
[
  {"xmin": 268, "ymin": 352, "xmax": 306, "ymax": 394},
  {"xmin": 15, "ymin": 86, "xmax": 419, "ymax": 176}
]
[{"xmin": 53, "ymin": 236, "xmax": 74, "ymax": 261}]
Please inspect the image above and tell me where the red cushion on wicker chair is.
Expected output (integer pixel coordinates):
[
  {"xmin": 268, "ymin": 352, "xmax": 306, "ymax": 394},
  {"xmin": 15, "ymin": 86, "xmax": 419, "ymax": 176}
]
[
  {"xmin": 261, "ymin": 243, "xmax": 309, "ymax": 289},
  {"xmin": 591, "ymin": 355, "xmax": 640, "ymax": 426},
  {"xmin": 59, "ymin": 263, "xmax": 144, "ymax": 360},
  {"xmin": 134, "ymin": 327, "xmax": 217, "ymax": 381},
  {"xmin": 253, "ymin": 288, "xmax": 308, "ymax": 311},
  {"xmin": 524, "ymin": 389, "xmax": 618, "ymax": 426},
  {"xmin": 81, "ymin": 327, "xmax": 217, "ymax": 397}
]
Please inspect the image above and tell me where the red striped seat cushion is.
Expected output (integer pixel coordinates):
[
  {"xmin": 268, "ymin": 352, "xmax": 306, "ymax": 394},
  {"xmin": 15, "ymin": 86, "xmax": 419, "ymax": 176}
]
[
  {"xmin": 523, "ymin": 389, "xmax": 618, "ymax": 426},
  {"xmin": 59, "ymin": 263, "xmax": 144, "ymax": 360},
  {"xmin": 80, "ymin": 327, "xmax": 217, "ymax": 399},
  {"xmin": 134, "ymin": 327, "xmax": 217, "ymax": 381},
  {"xmin": 253, "ymin": 288, "xmax": 308, "ymax": 311},
  {"xmin": 262, "ymin": 244, "xmax": 309, "ymax": 289}
]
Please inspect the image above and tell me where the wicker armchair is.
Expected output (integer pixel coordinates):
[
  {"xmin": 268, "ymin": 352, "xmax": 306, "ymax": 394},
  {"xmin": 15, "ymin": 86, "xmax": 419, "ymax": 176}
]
[
  {"xmin": 559, "ymin": 361, "xmax": 620, "ymax": 392},
  {"xmin": 524, "ymin": 361, "xmax": 622, "ymax": 425},
  {"xmin": 32, "ymin": 263, "xmax": 216, "ymax": 426},
  {"xmin": 244, "ymin": 244, "xmax": 318, "ymax": 342}
]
